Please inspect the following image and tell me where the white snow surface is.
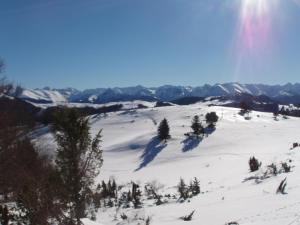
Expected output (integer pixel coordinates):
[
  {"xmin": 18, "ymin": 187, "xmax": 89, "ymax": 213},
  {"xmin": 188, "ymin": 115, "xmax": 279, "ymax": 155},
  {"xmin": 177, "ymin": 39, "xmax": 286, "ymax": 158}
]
[
  {"xmin": 20, "ymin": 89, "xmax": 67, "ymax": 103},
  {"xmin": 36, "ymin": 103, "xmax": 300, "ymax": 225}
]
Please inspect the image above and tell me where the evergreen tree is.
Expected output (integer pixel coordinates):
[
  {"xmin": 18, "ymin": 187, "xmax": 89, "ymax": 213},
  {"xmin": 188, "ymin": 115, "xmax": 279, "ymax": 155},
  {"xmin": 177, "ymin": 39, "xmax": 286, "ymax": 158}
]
[
  {"xmin": 132, "ymin": 182, "xmax": 142, "ymax": 208},
  {"xmin": 191, "ymin": 115, "xmax": 204, "ymax": 136},
  {"xmin": 191, "ymin": 177, "xmax": 200, "ymax": 195},
  {"xmin": 158, "ymin": 118, "xmax": 170, "ymax": 141},
  {"xmin": 249, "ymin": 156, "xmax": 261, "ymax": 172},
  {"xmin": 178, "ymin": 178, "xmax": 188, "ymax": 200},
  {"xmin": 52, "ymin": 108, "xmax": 103, "ymax": 225},
  {"xmin": 111, "ymin": 179, "xmax": 117, "ymax": 198},
  {"xmin": 107, "ymin": 180, "xmax": 112, "ymax": 197},
  {"xmin": 205, "ymin": 112, "xmax": 219, "ymax": 128},
  {"xmin": 101, "ymin": 181, "xmax": 107, "ymax": 198}
]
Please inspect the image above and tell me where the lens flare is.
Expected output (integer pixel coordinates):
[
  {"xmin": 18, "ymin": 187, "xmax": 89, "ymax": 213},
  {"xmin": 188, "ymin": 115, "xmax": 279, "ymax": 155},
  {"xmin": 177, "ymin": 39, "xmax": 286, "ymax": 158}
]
[
  {"xmin": 234, "ymin": 0, "xmax": 279, "ymax": 80},
  {"xmin": 239, "ymin": 0, "xmax": 271, "ymax": 52}
]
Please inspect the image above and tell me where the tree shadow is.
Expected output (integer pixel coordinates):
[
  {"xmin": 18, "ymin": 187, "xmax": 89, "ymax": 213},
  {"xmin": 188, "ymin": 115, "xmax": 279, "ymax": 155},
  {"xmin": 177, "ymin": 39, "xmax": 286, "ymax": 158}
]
[
  {"xmin": 204, "ymin": 127, "xmax": 216, "ymax": 136},
  {"xmin": 181, "ymin": 136, "xmax": 202, "ymax": 152},
  {"xmin": 135, "ymin": 137, "xmax": 167, "ymax": 171}
]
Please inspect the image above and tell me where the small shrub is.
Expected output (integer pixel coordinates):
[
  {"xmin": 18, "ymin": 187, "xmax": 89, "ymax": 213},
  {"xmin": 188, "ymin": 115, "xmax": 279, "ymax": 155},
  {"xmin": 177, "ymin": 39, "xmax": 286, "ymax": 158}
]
[
  {"xmin": 292, "ymin": 143, "xmax": 299, "ymax": 149},
  {"xmin": 144, "ymin": 183, "xmax": 163, "ymax": 205},
  {"xmin": 118, "ymin": 191, "xmax": 131, "ymax": 208},
  {"xmin": 138, "ymin": 104, "xmax": 148, "ymax": 109},
  {"xmin": 180, "ymin": 210, "xmax": 195, "ymax": 221},
  {"xmin": 120, "ymin": 213, "xmax": 128, "ymax": 220},
  {"xmin": 267, "ymin": 163, "xmax": 278, "ymax": 176},
  {"xmin": 244, "ymin": 115, "xmax": 251, "ymax": 120},
  {"xmin": 184, "ymin": 132, "xmax": 191, "ymax": 137},
  {"xmin": 281, "ymin": 162, "xmax": 291, "ymax": 173},
  {"xmin": 276, "ymin": 178, "xmax": 287, "ymax": 194},
  {"xmin": 249, "ymin": 157, "xmax": 261, "ymax": 172},
  {"xmin": 240, "ymin": 101, "xmax": 251, "ymax": 115},
  {"xmin": 145, "ymin": 216, "xmax": 151, "ymax": 225},
  {"xmin": 107, "ymin": 198, "xmax": 114, "ymax": 207},
  {"xmin": 90, "ymin": 210, "xmax": 96, "ymax": 221}
]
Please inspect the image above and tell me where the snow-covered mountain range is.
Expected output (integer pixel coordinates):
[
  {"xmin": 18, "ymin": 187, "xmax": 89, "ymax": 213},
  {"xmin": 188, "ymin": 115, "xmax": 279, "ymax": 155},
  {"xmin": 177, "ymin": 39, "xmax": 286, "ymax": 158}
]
[{"xmin": 20, "ymin": 83, "xmax": 300, "ymax": 105}]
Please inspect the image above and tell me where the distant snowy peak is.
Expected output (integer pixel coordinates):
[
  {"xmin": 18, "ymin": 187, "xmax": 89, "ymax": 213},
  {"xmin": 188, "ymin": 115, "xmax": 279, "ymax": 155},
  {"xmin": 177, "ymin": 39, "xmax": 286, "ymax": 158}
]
[
  {"xmin": 20, "ymin": 89, "xmax": 69, "ymax": 104},
  {"xmin": 155, "ymin": 85, "xmax": 192, "ymax": 101},
  {"xmin": 20, "ymin": 83, "xmax": 300, "ymax": 105}
]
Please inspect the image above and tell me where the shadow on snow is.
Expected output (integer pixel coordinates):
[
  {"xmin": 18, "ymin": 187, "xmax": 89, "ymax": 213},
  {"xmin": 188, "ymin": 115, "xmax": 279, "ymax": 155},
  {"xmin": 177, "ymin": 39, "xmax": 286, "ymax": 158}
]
[
  {"xmin": 181, "ymin": 136, "xmax": 202, "ymax": 152},
  {"xmin": 135, "ymin": 137, "xmax": 167, "ymax": 171},
  {"xmin": 181, "ymin": 128, "xmax": 216, "ymax": 152},
  {"xmin": 204, "ymin": 127, "xmax": 216, "ymax": 135}
]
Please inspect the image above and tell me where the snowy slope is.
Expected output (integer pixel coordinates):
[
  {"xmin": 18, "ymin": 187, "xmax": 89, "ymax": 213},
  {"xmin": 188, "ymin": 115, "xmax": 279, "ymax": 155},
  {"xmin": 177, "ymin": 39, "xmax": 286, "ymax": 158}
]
[
  {"xmin": 20, "ymin": 89, "xmax": 68, "ymax": 103},
  {"xmin": 36, "ymin": 103, "xmax": 300, "ymax": 225}
]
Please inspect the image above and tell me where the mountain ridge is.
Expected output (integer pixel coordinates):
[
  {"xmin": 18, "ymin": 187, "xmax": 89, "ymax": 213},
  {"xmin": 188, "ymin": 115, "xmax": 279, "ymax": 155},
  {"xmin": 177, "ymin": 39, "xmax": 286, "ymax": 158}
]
[{"xmin": 20, "ymin": 82, "xmax": 300, "ymax": 105}]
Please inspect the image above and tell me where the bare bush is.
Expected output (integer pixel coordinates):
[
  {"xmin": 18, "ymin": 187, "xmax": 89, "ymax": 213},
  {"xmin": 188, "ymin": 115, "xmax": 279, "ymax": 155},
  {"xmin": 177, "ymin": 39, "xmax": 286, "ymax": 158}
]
[
  {"xmin": 281, "ymin": 162, "xmax": 291, "ymax": 173},
  {"xmin": 180, "ymin": 210, "xmax": 195, "ymax": 221},
  {"xmin": 276, "ymin": 178, "xmax": 287, "ymax": 194},
  {"xmin": 267, "ymin": 163, "xmax": 278, "ymax": 176}
]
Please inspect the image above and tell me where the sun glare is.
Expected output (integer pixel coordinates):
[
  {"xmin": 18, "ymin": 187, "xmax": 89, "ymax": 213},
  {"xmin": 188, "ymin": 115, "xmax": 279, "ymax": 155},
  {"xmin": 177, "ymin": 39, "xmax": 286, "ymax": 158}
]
[
  {"xmin": 241, "ymin": 0, "xmax": 270, "ymax": 17},
  {"xmin": 234, "ymin": 0, "xmax": 279, "ymax": 80},
  {"xmin": 237, "ymin": 0, "xmax": 280, "ymax": 53}
]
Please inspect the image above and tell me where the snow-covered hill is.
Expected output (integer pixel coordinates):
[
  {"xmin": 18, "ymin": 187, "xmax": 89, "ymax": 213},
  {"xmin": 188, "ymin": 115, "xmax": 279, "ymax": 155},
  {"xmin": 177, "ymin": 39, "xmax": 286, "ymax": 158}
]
[
  {"xmin": 20, "ymin": 89, "xmax": 68, "ymax": 104},
  {"xmin": 35, "ymin": 102, "xmax": 300, "ymax": 225},
  {"xmin": 20, "ymin": 83, "xmax": 300, "ymax": 105}
]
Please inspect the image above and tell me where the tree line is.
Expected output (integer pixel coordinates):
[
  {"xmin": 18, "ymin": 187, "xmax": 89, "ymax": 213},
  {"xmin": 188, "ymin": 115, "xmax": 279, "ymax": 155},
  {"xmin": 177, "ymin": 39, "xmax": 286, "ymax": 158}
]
[{"xmin": 157, "ymin": 112, "xmax": 219, "ymax": 141}]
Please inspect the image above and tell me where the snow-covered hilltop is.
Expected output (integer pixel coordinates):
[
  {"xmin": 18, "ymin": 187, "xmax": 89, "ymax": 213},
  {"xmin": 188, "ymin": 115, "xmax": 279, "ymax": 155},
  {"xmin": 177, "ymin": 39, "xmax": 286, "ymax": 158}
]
[
  {"xmin": 35, "ymin": 102, "xmax": 300, "ymax": 225},
  {"xmin": 20, "ymin": 83, "xmax": 300, "ymax": 105}
]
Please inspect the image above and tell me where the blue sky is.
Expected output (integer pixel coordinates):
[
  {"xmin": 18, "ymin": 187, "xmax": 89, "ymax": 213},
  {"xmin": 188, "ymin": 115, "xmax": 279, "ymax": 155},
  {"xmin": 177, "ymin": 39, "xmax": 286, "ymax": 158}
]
[{"xmin": 0, "ymin": 0, "xmax": 299, "ymax": 89}]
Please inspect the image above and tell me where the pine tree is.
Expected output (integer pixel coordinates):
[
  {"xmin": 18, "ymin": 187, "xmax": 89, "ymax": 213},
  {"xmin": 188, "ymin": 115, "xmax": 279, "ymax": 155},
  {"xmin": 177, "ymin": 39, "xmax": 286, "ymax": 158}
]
[
  {"xmin": 111, "ymin": 179, "xmax": 117, "ymax": 198},
  {"xmin": 132, "ymin": 182, "xmax": 142, "ymax": 208},
  {"xmin": 158, "ymin": 118, "xmax": 170, "ymax": 141},
  {"xmin": 191, "ymin": 177, "xmax": 200, "ymax": 195},
  {"xmin": 107, "ymin": 180, "xmax": 112, "ymax": 197},
  {"xmin": 101, "ymin": 181, "xmax": 107, "ymax": 198},
  {"xmin": 249, "ymin": 156, "xmax": 261, "ymax": 172},
  {"xmin": 52, "ymin": 108, "xmax": 103, "ymax": 225},
  {"xmin": 178, "ymin": 178, "xmax": 188, "ymax": 200},
  {"xmin": 191, "ymin": 115, "xmax": 204, "ymax": 136},
  {"xmin": 205, "ymin": 112, "xmax": 219, "ymax": 128}
]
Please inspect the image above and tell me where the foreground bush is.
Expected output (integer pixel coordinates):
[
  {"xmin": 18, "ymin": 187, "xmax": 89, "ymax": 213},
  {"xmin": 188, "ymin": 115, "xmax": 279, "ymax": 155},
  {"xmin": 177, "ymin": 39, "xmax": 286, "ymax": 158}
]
[{"xmin": 249, "ymin": 157, "xmax": 261, "ymax": 172}]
